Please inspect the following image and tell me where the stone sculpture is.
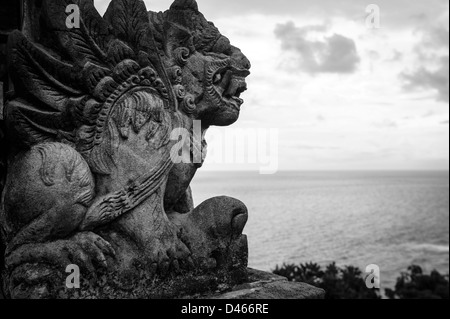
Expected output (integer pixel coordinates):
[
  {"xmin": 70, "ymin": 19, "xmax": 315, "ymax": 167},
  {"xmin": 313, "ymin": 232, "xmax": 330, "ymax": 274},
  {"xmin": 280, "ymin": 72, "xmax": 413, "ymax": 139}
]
[{"xmin": 0, "ymin": 0, "xmax": 251, "ymax": 299}]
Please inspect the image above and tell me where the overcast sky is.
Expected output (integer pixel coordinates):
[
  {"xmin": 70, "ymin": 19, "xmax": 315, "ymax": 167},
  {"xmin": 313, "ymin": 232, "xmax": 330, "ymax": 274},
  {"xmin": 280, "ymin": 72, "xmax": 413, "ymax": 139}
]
[{"xmin": 94, "ymin": 0, "xmax": 449, "ymax": 171}]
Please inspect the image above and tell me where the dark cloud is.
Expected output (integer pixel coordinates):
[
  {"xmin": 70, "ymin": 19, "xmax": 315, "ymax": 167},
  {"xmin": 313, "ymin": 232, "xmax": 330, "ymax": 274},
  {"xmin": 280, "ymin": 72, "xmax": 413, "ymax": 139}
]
[
  {"xmin": 422, "ymin": 26, "xmax": 450, "ymax": 49},
  {"xmin": 402, "ymin": 56, "xmax": 449, "ymax": 103},
  {"xmin": 275, "ymin": 21, "xmax": 360, "ymax": 74},
  {"xmin": 401, "ymin": 23, "xmax": 449, "ymax": 103}
]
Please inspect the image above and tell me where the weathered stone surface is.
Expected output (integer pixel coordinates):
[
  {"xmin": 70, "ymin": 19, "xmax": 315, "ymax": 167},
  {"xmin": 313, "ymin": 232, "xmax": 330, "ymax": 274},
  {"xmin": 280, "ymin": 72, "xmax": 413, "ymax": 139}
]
[
  {"xmin": 0, "ymin": 0, "xmax": 22, "ymax": 32},
  {"xmin": 209, "ymin": 269, "xmax": 326, "ymax": 300},
  {"xmin": 220, "ymin": 281, "xmax": 325, "ymax": 300},
  {"xmin": 0, "ymin": 0, "xmax": 251, "ymax": 299},
  {"xmin": 0, "ymin": 83, "xmax": 4, "ymax": 119}
]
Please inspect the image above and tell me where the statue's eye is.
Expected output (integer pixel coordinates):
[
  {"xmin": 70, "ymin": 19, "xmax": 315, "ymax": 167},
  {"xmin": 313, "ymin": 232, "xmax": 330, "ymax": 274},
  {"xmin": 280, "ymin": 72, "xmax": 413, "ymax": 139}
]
[{"xmin": 212, "ymin": 36, "xmax": 232, "ymax": 56}]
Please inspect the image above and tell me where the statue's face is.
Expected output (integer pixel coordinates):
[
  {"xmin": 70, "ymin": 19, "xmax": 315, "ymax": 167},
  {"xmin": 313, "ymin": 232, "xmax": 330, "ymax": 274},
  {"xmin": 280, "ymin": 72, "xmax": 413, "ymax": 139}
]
[
  {"xmin": 161, "ymin": 5, "xmax": 251, "ymax": 127},
  {"xmin": 182, "ymin": 40, "xmax": 251, "ymax": 127}
]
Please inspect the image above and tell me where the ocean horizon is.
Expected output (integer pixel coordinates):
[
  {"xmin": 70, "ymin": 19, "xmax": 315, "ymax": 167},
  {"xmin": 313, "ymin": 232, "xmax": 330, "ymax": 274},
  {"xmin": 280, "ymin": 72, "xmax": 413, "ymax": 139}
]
[{"xmin": 191, "ymin": 170, "xmax": 450, "ymax": 290}]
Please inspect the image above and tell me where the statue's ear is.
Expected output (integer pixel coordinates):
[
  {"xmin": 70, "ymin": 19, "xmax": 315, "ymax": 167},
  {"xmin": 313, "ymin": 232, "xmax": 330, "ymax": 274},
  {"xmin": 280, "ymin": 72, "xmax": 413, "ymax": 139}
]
[{"xmin": 170, "ymin": 0, "xmax": 199, "ymax": 12}]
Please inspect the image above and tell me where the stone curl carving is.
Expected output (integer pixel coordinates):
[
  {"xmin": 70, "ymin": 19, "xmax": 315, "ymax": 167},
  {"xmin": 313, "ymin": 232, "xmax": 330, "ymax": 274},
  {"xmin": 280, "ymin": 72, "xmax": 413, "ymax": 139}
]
[{"xmin": 0, "ymin": 0, "xmax": 251, "ymax": 299}]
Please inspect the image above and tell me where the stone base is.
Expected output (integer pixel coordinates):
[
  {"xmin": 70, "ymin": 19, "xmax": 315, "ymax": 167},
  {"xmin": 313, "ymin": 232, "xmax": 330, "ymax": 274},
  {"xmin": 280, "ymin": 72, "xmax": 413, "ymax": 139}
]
[
  {"xmin": 0, "ymin": 268, "xmax": 325, "ymax": 299},
  {"xmin": 207, "ymin": 269, "xmax": 325, "ymax": 300}
]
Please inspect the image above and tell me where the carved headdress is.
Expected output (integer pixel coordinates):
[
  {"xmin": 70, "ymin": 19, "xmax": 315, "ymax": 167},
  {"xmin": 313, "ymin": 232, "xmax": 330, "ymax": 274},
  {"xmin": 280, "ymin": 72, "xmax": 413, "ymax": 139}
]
[{"xmin": 5, "ymin": 0, "xmax": 178, "ymax": 173}]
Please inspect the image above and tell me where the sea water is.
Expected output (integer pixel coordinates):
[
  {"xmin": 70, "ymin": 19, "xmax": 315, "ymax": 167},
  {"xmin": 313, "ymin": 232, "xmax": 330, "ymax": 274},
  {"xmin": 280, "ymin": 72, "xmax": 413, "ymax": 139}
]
[{"xmin": 191, "ymin": 170, "xmax": 449, "ymax": 289}]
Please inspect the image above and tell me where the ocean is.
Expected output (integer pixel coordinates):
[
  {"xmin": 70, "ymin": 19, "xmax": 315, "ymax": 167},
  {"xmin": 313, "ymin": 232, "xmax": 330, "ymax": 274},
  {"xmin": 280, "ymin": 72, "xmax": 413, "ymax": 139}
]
[{"xmin": 191, "ymin": 170, "xmax": 450, "ymax": 290}]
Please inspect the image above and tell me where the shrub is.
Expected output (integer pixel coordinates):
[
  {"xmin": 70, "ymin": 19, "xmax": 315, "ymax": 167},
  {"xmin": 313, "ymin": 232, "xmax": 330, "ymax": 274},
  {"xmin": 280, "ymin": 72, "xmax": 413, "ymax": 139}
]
[
  {"xmin": 385, "ymin": 265, "xmax": 449, "ymax": 299},
  {"xmin": 273, "ymin": 262, "xmax": 380, "ymax": 299}
]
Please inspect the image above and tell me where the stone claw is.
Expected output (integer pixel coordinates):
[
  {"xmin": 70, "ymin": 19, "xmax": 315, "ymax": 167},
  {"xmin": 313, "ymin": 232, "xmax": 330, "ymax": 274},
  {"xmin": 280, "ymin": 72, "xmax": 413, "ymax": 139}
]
[{"xmin": 5, "ymin": 232, "xmax": 114, "ymax": 274}]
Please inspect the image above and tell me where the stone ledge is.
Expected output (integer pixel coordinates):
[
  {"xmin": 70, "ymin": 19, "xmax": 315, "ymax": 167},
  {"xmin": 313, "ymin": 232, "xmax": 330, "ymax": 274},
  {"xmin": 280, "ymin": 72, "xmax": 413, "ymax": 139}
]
[
  {"xmin": 0, "ymin": 268, "xmax": 325, "ymax": 299},
  {"xmin": 209, "ymin": 269, "xmax": 325, "ymax": 300}
]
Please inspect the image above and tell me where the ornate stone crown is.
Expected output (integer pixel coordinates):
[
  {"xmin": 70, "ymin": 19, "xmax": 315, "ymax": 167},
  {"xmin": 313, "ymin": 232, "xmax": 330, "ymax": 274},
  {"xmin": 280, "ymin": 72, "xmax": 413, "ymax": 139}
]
[{"xmin": 5, "ymin": 0, "xmax": 178, "ymax": 172}]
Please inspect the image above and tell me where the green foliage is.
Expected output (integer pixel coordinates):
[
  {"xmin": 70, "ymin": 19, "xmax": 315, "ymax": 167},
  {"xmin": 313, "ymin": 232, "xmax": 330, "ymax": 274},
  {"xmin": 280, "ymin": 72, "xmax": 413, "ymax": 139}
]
[
  {"xmin": 273, "ymin": 262, "xmax": 380, "ymax": 299},
  {"xmin": 385, "ymin": 265, "xmax": 449, "ymax": 299}
]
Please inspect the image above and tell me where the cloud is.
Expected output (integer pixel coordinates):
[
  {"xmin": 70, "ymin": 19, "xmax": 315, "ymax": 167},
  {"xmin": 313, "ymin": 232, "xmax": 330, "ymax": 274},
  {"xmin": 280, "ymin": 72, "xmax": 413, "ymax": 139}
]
[
  {"xmin": 317, "ymin": 114, "xmax": 326, "ymax": 122},
  {"xmin": 441, "ymin": 120, "xmax": 449, "ymax": 125},
  {"xmin": 275, "ymin": 21, "xmax": 360, "ymax": 74},
  {"xmin": 158, "ymin": 0, "xmax": 449, "ymax": 26},
  {"xmin": 296, "ymin": 144, "xmax": 340, "ymax": 151},
  {"xmin": 367, "ymin": 50, "xmax": 380, "ymax": 61},
  {"xmin": 372, "ymin": 119, "xmax": 398, "ymax": 129},
  {"xmin": 422, "ymin": 110, "xmax": 435, "ymax": 118},
  {"xmin": 401, "ymin": 25, "xmax": 449, "ymax": 103},
  {"xmin": 402, "ymin": 57, "xmax": 449, "ymax": 102},
  {"xmin": 422, "ymin": 26, "xmax": 450, "ymax": 49},
  {"xmin": 387, "ymin": 50, "xmax": 403, "ymax": 62}
]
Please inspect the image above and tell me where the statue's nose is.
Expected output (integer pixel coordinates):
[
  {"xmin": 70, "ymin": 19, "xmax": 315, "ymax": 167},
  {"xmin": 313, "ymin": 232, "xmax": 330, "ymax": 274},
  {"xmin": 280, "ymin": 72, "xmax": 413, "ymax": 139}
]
[
  {"xmin": 244, "ymin": 57, "xmax": 251, "ymax": 71},
  {"xmin": 240, "ymin": 55, "xmax": 251, "ymax": 71},
  {"xmin": 231, "ymin": 47, "xmax": 251, "ymax": 71}
]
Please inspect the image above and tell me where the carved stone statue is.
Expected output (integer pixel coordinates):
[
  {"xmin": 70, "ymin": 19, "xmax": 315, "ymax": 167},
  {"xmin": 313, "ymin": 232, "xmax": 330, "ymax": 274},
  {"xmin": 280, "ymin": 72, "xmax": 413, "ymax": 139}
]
[{"xmin": 0, "ymin": 0, "xmax": 251, "ymax": 299}]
